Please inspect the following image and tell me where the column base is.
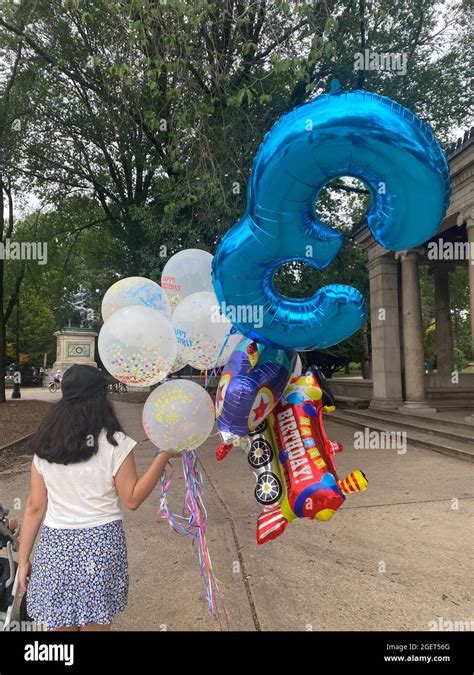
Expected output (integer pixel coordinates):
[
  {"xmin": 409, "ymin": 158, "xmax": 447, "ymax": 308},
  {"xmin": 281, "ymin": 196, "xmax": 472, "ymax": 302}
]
[
  {"xmin": 370, "ymin": 398, "xmax": 404, "ymax": 410},
  {"xmin": 464, "ymin": 414, "xmax": 474, "ymax": 425},
  {"xmin": 398, "ymin": 401, "xmax": 437, "ymax": 415}
]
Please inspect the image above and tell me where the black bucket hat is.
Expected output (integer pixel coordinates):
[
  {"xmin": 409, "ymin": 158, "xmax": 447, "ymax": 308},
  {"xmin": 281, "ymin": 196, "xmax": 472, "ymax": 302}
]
[{"xmin": 61, "ymin": 364, "xmax": 107, "ymax": 401}]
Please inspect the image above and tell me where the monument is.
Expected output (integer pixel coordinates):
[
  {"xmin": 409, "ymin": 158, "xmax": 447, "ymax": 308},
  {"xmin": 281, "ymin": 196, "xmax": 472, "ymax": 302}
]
[{"xmin": 53, "ymin": 286, "xmax": 98, "ymax": 373}]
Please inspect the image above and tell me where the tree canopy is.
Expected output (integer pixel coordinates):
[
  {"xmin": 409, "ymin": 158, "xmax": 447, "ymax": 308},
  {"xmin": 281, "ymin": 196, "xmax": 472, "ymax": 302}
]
[{"xmin": 0, "ymin": 0, "xmax": 472, "ymax": 399}]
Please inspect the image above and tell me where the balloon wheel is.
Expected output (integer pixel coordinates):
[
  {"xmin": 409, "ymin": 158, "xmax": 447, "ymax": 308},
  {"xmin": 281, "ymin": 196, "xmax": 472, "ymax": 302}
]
[
  {"xmin": 248, "ymin": 438, "xmax": 273, "ymax": 468},
  {"xmin": 255, "ymin": 472, "xmax": 282, "ymax": 505},
  {"xmin": 249, "ymin": 420, "xmax": 267, "ymax": 436}
]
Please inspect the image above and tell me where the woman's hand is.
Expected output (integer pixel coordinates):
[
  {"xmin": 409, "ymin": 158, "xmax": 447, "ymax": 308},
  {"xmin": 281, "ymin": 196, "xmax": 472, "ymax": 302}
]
[
  {"xmin": 159, "ymin": 450, "xmax": 183, "ymax": 460},
  {"xmin": 116, "ymin": 451, "xmax": 183, "ymax": 511},
  {"xmin": 18, "ymin": 560, "xmax": 31, "ymax": 593}
]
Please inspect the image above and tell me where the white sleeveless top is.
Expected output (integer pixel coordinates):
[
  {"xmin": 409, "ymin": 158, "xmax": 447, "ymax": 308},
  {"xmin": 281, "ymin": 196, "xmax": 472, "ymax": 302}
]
[{"xmin": 33, "ymin": 430, "xmax": 136, "ymax": 529}]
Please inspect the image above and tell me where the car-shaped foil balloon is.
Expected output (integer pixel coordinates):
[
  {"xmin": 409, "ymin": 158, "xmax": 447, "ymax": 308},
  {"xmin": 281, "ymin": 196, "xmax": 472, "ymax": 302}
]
[{"xmin": 218, "ymin": 370, "xmax": 368, "ymax": 544}]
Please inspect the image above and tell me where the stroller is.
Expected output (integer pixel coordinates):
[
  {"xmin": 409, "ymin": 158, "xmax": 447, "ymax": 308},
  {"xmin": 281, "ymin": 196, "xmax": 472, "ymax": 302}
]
[{"xmin": 0, "ymin": 506, "xmax": 28, "ymax": 630}]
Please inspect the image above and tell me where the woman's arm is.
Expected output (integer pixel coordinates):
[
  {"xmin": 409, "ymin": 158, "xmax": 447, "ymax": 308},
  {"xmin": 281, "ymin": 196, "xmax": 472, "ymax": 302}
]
[
  {"xmin": 18, "ymin": 462, "xmax": 48, "ymax": 592},
  {"xmin": 114, "ymin": 451, "xmax": 178, "ymax": 511}
]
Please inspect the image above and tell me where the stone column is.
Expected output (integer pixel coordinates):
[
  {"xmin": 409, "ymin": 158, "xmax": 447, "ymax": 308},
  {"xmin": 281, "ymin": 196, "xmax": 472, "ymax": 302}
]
[
  {"xmin": 463, "ymin": 212, "xmax": 474, "ymax": 361},
  {"xmin": 368, "ymin": 253, "xmax": 403, "ymax": 409},
  {"xmin": 433, "ymin": 265, "xmax": 454, "ymax": 376},
  {"xmin": 459, "ymin": 208, "xmax": 474, "ymax": 424},
  {"xmin": 398, "ymin": 250, "xmax": 435, "ymax": 413}
]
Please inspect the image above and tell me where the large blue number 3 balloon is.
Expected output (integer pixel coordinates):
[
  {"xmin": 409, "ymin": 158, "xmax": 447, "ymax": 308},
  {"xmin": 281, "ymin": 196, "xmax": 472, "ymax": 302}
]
[{"xmin": 212, "ymin": 84, "xmax": 451, "ymax": 351}]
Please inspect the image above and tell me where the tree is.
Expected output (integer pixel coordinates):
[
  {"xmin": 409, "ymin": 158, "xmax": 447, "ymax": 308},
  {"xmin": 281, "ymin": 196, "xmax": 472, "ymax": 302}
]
[
  {"xmin": 0, "ymin": 0, "xmax": 335, "ymax": 273},
  {"xmin": 420, "ymin": 263, "xmax": 471, "ymax": 371},
  {"xmin": 0, "ymin": 0, "xmax": 471, "ymax": 401},
  {"xmin": 3, "ymin": 196, "xmax": 130, "ymax": 368},
  {"xmin": 0, "ymin": 10, "xmax": 33, "ymax": 403}
]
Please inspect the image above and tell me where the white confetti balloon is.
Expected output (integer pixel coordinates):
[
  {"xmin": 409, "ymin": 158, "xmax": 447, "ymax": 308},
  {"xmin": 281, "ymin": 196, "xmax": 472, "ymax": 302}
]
[
  {"xmin": 172, "ymin": 291, "xmax": 240, "ymax": 371},
  {"xmin": 142, "ymin": 379, "xmax": 215, "ymax": 452},
  {"xmin": 98, "ymin": 306, "xmax": 177, "ymax": 387},
  {"xmin": 161, "ymin": 249, "xmax": 213, "ymax": 310},
  {"xmin": 169, "ymin": 349, "xmax": 188, "ymax": 374},
  {"xmin": 101, "ymin": 276, "xmax": 171, "ymax": 321}
]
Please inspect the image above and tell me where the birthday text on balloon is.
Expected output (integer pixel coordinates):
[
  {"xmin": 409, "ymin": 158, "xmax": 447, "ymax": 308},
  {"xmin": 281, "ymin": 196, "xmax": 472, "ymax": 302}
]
[{"xmin": 277, "ymin": 407, "xmax": 326, "ymax": 483}]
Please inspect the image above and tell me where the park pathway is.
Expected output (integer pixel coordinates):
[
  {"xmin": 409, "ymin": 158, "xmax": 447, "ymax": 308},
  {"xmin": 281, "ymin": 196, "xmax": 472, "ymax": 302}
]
[{"xmin": 1, "ymin": 397, "xmax": 473, "ymax": 631}]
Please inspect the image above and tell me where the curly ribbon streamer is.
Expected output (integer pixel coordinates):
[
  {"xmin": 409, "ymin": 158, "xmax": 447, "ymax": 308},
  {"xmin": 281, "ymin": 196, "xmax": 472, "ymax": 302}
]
[
  {"xmin": 158, "ymin": 331, "xmax": 233, "ymax": 629},
  {"xmin": 159, "ymin": 452, "xmax": 229, "ymax": 629}
]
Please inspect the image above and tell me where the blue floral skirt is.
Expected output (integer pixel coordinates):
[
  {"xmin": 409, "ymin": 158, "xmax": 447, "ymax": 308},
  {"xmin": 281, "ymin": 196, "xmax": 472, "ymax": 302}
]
[{"xmin": 27, "ymin": 519, "xmax": 128, "ymax": 629}]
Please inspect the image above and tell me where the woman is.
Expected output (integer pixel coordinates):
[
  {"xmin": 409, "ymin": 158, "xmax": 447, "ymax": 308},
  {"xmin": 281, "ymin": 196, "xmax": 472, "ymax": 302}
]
[{"xmin": 18, "ymin": 364, "xmax": 176, "ymax": 631}]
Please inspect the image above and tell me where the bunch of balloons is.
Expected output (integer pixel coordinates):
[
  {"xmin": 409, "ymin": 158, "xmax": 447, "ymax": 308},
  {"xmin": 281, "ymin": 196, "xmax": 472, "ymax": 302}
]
[
  {"xmin": 99, "ymin": 80, "xmax": 450, "ymax": 548},
  {"xmin": 98, "ymin": 252, "xmax": 240, "ymax": 624},
  {"xmin": 98, "ymin": 249, "xmax": 236, "ymax": 454},
  {"xmin": 211, "ymin": 81, "xmax": 450, "ymax": 543}
]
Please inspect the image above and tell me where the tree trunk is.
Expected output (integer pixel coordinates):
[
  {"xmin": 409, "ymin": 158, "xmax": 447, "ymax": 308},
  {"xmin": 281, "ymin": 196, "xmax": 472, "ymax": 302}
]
[{"xmin": 0, "ymin": 174, "xmax": 5, "ymax": 404}]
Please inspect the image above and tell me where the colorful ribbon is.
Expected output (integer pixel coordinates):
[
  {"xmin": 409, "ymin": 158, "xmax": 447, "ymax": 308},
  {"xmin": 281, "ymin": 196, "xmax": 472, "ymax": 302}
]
[{"xmin": 158, "ymin": 331, "xmax": 233, "ymax": 629}]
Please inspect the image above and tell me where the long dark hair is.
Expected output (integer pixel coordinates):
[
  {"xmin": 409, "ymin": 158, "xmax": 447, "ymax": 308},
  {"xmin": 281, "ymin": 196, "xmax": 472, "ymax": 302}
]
[{"xmin": 28, "ymin": 390, "xmax": 123, "ymax": 465}]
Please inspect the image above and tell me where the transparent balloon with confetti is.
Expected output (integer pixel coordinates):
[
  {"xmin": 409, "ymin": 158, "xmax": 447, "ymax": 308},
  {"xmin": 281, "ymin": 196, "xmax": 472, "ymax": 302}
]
[
  {"xmin": 101, "ymin": 276, "xmax": 171, "ymax": 322},
  {"xmin": 172, "ymin": 291, "xmax": 240, "ymax": 371},
  {"xmin": 142, "ymin": 379, "xmax": 215, "ymax": 452},
  {"xmin": 98, "ymin": 306, "xmax": 177, "ymax": 387},
  {"xmin": 161, "ymin": 249, "xmax": 214, "ymax": 310}
]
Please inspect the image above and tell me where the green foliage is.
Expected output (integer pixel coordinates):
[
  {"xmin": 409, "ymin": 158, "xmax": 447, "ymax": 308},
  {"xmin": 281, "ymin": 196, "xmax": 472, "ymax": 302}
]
[
  {"xmin": 3, "ymin": 196, "xmax": 128, "ymax": 365},
  {"xmin": 420, "ymin": 265, "xmax": 471, "ymax": 368},
  {"xmin": 0, "ymin": 0, "xmax": 471, "ymax": 391}
]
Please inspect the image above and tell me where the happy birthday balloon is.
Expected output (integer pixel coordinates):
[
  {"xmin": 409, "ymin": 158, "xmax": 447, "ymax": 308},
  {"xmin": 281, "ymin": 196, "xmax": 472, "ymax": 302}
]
[
  {"xmin": 142, "ymin": 379, "xmax": 215, "ymax": 452},
  {"xmin": 161, "ymin": 249, "xmax": 213, "ymax": 310},
  {"xmin": 172, "ymin": 291, "xmax": 240, "ymax": 371},
  {"xmin": 102, "ymin": 276, "xmax": 170, "ymax": 321},
  {"xmin": 98, "ymin": 306, "xmax": 177, "ymax": 386}
]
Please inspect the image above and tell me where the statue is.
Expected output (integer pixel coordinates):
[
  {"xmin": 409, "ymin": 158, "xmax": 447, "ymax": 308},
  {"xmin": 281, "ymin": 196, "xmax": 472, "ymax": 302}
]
[{"xmin": 66, "ymin": 285, "xmax": 94, "ymax": 329}]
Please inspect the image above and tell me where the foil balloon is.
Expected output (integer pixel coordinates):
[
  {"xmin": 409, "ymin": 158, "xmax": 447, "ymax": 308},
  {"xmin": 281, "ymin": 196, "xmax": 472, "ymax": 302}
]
[
  {"xmin": 293, "ymin": 355, "xmax": 303, "ymax": 377},
  {"xmin": 217, "ymin": 370, "xmax": 368, "ymax": 544},
  {"xmin": 215, "ymin": 339, "xmax": 296, "ymax": 443},
  {"xmin": 212, "ymin": 83, "xmax": 450, "ymax": 351},
  {"xmin": 171, "ymin": 291, "xmax": 240, "ymax": 371},
  {"xmin": 98, "ymin": 306, "xmax": 177, "ymax": 387},
  {"xmin": 101, "ymin": 276, "xmax": 171, "ymax": 322},
  {"xmin": 142, "ymin": 379, "xmax": 215, "ymax": 453},
  {"xmin": 161, "ymin": 249, "xmax": 214, "ymax": 310}
]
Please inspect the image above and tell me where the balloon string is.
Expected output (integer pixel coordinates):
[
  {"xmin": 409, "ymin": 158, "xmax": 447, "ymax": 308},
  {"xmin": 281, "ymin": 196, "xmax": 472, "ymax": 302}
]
[
  {"xmin": 158, "ymin": 329, "xmax": 234, "ymax": 629},
  {"xmin": 159, "ymin": 452, "xmax": 230, "ymax": 630},
  {"xmin": 204, "ymin": 329, "xmax": 232, "ymax": 388}
]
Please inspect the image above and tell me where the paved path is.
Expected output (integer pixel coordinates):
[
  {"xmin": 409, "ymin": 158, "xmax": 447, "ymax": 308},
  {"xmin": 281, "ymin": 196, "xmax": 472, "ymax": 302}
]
[
  {"xmin": 3, "ymin": 387, "xmax": 60, "ymax": 402},
  {"xmin": 1, "ymin": 398, "xmax": 473, "ymax": 631}
]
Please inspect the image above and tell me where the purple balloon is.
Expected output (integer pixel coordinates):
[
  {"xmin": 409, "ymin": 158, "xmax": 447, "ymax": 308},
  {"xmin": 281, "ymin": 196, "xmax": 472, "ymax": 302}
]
[{"xmin": 216, "ymin": 339, "xmax": 296, "ymax": 438}]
